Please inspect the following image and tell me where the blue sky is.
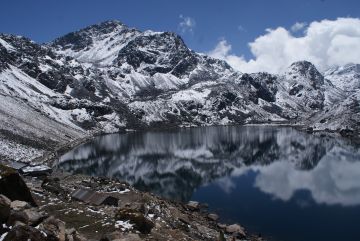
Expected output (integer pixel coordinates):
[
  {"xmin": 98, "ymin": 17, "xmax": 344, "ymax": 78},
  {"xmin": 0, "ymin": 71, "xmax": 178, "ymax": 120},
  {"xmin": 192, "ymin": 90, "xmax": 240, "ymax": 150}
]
[{"xmin": 0, "ymin": 0, "xmax": 359, "ymax": 61}]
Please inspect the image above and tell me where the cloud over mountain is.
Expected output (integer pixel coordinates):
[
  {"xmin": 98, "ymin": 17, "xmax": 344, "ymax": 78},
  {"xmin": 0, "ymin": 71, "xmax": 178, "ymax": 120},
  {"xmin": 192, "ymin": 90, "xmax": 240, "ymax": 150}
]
[{"xmin": 209, "ymin": 18, "xmax": 360, "ymax": 74}]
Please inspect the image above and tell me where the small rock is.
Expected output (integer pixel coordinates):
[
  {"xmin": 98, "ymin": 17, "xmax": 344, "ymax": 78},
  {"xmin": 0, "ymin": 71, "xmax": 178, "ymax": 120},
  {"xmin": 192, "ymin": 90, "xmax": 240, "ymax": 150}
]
[
  {"xmin": 102, "ymin": 233, "xmax": 142, "ymax": 241},
  {"xmin": 195, "ymin": 224, "xmax": 217, "ymax": 237},
  {"xmin": 4, "ymin": 162, "xmax": 27, "ymax": 171},
  {"xmin": 154, "ymin": 221, "xmax": 162, "ymax": 229},
  {"xmin": 207, "ymin": 213, "xmax": 219, "ymax": 221},
  {"xmin": 100, "ymin": 231, "xmax": 122, "ymax": 240},
  {"xmin": 118, "ymin": 233, "xmax": 142, "ymax": 241},
  {"xmin": 20, "ymin": 164, "xmax": 52, "ymax": 177},
  {"xmin": 7, "ymin": 209, "xmax": 46, "ymax": 226},
  {"xmin": 178, "ymin": 215, "xmax": 191, "ymax": 225},
  {"xmin": 24, "ymin": 209, "xmax": 46, "ymax": 225},
  {"xmin": 217, "ymin": 223, "xmax": 226, "ymax": 229},
  {"xmin": 7, "ymin": 210, "xmax": 28, "ymax": 226},
  {"xmin": 226, "ymin": 224, "xmax": 246, "ymax": 238},
  {"xmin": 65, "ymin": 228, "xmax": 76, "ymax": 235},
  {"xmin": 67, "ymin": 235, "xmax": 74, "ymax": 241},
  {"xmin": 116, "ymin": 208, "xmax": 154, "ymax": 234},
  {"xmin": 42, "ymin": 177, "xmax": 66, "ymax": 196},
  {"xmin": 65, "ymin": 228, "xmax": 86, "ymax": 241},
  {"xmin": 38, "ymin": 216, "xmax": 66, "ymax": 241},
  {"xmin": 226, "ymin": 223, "xmax": 242, "ymax": 233},
  {"xmin": 186, "ymin": 201, "xmax": 200, "ymax": 211},
  {"xmin": 12, "ymin": 221, "xmax": 26, "ymax": 227},
  {"xmin": 71, "ymin": 188, "xmax": 119, "ymax": 206},
  {"xmin": 10, "ymin": 200, "xmax": 31, "ymax": 211},
  {"xmin": 0, "ymin": 194, "xmax": 11, "ymax": 223},
  {"xmin": 3, "ymin": 225, "xmax": 47, "ymax": 241}
]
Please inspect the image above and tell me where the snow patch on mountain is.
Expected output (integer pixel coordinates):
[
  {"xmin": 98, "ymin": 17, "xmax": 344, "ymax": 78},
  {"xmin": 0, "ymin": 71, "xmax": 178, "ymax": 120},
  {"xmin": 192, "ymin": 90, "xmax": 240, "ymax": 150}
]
[
  {"xmin": 0, "ymin": 37, "xmax": 15, "ymax": 51},
  {"xmin": 325, "ymin": 64, "xmax": 360, "ymax": 92},
  {"xmin": 0, "ymin": 20, "xmax": 359, "ymax": 162}
]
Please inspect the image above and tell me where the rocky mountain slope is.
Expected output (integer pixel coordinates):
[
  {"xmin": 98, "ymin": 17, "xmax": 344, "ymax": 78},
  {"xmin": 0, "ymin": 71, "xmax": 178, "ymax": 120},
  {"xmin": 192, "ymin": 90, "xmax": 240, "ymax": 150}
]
[{"xmin": 0, "ymin": 20, "xmax": 359, "ymax": 163}]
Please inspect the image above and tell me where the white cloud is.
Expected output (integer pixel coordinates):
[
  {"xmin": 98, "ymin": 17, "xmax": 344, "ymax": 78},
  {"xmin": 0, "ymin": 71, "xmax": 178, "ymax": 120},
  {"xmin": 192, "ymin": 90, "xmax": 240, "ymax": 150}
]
[
  {"xmin": 208, "ymin": 18, "xmax": 360, "ymax": 74},
  {"xmin": 291, "ymin": 22, "xmax": 307, "ymax": 32},
  {"xmin": 207, "ymin": 39, "xmax": 248, "ymax": 72},
  {"xmin": 254, "ymin": 157, "xmax": 360, "ymax": 206},
  {"xmin": 179, "ymin": 15, "xmax": 196, "ymax": 34}
]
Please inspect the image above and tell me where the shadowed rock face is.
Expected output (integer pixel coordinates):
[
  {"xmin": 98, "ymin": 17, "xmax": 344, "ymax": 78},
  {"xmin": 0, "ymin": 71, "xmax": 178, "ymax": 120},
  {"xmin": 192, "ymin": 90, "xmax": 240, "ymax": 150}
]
[
  {"xmin": 116, "ymin": 32, "xmax": 198, "ymax": 78},
  {"xmin": 0, "ymin": 34, "xmax": 75, "ymax": 92},
  {"xmin": 287, "ymin": 61, "xmax": 325, "ymax": 89},
  {"xmin": 0, "ymin": 165, "xmax": 37, "ymax": 206},
  {"xmin": 0, "ymin": 44, "xmax": 13, "ymax": 71},
  {"xmin": 52, "ymin": 20, "xmax": 126, "ymax": 52},
  {"xmin": 282, "ymin": 61, "xmax": 325, "ymax": 110}
]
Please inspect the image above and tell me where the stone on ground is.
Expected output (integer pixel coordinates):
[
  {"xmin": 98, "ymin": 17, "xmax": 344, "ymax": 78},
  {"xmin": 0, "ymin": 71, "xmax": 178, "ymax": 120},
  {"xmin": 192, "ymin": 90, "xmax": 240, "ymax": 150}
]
[{"xmin": 0, "ymin": 194, "xmax": 11, "ymax": 223}]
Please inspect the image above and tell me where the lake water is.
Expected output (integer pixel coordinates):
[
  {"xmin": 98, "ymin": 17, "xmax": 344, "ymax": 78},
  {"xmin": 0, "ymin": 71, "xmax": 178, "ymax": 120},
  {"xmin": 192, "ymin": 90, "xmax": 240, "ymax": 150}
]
[{"xmin": 58, "ymin": 126, "xmax": 360, "ymax": 241}]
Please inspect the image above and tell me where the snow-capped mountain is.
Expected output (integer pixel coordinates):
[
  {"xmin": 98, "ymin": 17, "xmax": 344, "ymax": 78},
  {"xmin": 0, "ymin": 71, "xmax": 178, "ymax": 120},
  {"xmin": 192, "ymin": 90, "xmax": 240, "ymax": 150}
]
[
  {"xmin": 0, "ymin": 20, "xmax": 359, "ymax": 162},
  {"xmin": 281, "ymin": 61, "xmax": 325, "ymax": 110},
  {"xmin": 325, "ymin": 64, "xmax": 360, "ymax": 93}
]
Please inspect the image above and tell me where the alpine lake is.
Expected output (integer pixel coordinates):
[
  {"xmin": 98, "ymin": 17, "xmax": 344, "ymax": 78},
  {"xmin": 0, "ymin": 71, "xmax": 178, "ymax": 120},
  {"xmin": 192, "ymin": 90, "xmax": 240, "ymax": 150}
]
[{"xmin": 58, "ymin": 125, "xmax": 360, "ymax": 241}]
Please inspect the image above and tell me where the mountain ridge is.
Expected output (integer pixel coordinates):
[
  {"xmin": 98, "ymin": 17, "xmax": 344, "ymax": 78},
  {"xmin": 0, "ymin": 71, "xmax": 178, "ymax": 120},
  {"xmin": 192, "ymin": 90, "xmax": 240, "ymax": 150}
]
[{"xmin": 0, "ymin": 20, "xmax": 359, "ymax": 163}]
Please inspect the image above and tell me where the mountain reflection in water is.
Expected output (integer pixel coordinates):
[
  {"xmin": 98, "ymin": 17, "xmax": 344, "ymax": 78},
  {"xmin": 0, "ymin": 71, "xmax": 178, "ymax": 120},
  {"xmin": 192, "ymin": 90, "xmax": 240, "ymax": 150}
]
[
  {"xmin": 58, "ymin": 126, "xmax": 360, "ymax": 205},
  {"xmin": 59, "ymin": 126, "xmax": 360, "ymax": 241}
]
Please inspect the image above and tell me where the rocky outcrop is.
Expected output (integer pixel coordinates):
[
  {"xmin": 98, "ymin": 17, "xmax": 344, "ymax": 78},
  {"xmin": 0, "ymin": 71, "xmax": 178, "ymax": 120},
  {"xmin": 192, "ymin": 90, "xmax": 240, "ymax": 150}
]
[
  {"xmin": 0, "ymin": 163, "xmax": 262, "ymax": 241},
  {"xmin": 3, "ymin": 225, "xmax": 47, "ymax": 241},
  {"xmin": 0, "ymin": 165, "xmax": 36, "ymax": 206}
]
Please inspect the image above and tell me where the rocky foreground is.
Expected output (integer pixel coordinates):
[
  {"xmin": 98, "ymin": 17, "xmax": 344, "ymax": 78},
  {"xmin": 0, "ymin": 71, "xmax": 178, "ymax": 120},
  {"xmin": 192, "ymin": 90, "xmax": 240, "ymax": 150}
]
[{"xmin": 0, "ymin": 163, "xmax": 262, "ymax": 241}]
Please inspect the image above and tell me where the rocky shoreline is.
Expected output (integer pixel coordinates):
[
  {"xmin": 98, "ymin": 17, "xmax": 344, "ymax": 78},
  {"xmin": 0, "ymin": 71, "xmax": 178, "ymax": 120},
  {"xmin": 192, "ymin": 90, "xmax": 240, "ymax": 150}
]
[{"xmin": 1, "ymin": 157, "xmax": 263, "ymax": 241}]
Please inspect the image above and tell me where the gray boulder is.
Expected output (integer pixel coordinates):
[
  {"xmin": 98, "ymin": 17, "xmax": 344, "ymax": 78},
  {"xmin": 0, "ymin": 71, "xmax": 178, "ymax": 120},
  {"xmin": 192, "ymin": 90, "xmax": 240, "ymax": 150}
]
[
  {"xmin": 38, "ymin": 216, "xmax": 66, "ymax": 241},
  {"xmin": 10, "ymin": 201, "xmax": 31, "ymax": 211},
  {"xmin": 7, "ymin": 209, "xmax": 46, "ymax": 226},
  {"xmin": 3, "ymin": 225, "xmax": 47, "ymax": 241},
  {"xmin": 0, "ymin": 165, "xmax": 37, "ymax": 206},
  {"xmin": 0, "ymin": 194, "xmax": 11, "ymax": 223}
]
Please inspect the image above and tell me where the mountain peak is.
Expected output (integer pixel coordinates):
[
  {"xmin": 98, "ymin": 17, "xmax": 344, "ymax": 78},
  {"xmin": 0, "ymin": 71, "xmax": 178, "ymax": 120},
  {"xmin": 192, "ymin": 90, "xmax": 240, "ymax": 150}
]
[
  {"xmin": 83, "ymin": 19, "xmax": 126, "ymax": 32},
  {"xmin": 286, "ymin": 61, "xmax": 324, "ymax": 89},
  {"xmin": 50, "ymin": 20, "xmax": 140, "ymax": 64},
  {"xmin": 98, "ymin": 19, "xmax": 123, "ymax": 25},
  {"xmin": 51, "ymin": 19, "xmax": 131, "ymax": 52},
  {"xmin": 50, "ymin": 20, "xmax": 195, "ymax": 71}
]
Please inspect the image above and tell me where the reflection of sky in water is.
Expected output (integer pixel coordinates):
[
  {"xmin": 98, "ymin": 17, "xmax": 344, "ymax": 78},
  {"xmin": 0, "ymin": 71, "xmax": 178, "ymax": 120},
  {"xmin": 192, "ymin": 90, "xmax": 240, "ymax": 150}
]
[
  {"xmin": 213, "ymin": 155, "xmax": 360, "ymax": 206},
  {"xmin": 193, "ymin": 171, "xmax": 360, "ymax": 241},
  {"xmin": 59, "ymin": 126, "xmax": 360, "ymax": 241}
]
